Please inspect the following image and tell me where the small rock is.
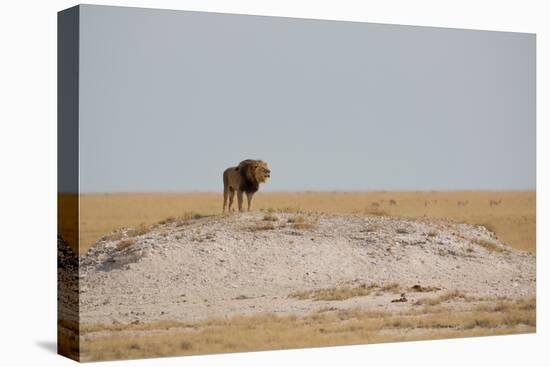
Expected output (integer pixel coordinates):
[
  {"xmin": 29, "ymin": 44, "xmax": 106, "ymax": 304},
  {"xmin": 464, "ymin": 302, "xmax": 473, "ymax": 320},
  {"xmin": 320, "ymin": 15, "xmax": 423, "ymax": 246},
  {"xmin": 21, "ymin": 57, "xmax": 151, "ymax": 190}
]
[{"xmin": 391, "ymin": 297, "xmax": 408, "ymax": 303}]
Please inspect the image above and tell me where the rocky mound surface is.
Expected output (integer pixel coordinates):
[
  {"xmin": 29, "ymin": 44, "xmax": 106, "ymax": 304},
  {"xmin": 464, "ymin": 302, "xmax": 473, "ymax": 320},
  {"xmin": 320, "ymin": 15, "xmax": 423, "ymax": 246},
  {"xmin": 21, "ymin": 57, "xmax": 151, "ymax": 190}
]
[{"xmin": 73, "ymin": 212, "xmax": 535, "ymax": 325}]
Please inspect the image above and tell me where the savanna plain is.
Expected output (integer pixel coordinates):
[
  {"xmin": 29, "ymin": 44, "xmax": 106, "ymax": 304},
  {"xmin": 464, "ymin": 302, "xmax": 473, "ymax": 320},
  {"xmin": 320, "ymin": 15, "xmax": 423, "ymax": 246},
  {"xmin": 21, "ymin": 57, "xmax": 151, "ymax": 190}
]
[
  {"xmin": 76, "ymin": 191, "xmax": 535, "ymax": 253},
  {"xmin": 58, "ymin": 191, "xmax": 536, "ymax": 361}
]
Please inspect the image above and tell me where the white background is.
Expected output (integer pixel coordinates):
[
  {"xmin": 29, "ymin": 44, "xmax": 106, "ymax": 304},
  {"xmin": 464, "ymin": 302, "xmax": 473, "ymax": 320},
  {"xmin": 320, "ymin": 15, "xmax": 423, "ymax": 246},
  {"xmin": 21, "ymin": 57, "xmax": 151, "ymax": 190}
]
[{"xmin": 0, "ymin": 1, "xmax": 547, "ymax": 366}]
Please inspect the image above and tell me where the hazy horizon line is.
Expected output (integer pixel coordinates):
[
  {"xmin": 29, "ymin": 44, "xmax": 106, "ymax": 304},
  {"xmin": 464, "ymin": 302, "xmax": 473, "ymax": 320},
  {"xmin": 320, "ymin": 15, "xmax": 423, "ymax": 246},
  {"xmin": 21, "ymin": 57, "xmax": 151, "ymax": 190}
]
[{"xmin": 69, "ymin": 189, "xmax": 536, "ymax": 195}]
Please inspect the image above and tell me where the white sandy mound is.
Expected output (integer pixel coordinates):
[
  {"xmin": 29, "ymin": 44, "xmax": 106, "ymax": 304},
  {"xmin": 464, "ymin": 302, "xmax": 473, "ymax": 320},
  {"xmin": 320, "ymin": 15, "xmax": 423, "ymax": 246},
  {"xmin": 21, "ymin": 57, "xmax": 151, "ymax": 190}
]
[{"xmin": 78, "ymin": 212, "xmax": 535, "ymax": 325}]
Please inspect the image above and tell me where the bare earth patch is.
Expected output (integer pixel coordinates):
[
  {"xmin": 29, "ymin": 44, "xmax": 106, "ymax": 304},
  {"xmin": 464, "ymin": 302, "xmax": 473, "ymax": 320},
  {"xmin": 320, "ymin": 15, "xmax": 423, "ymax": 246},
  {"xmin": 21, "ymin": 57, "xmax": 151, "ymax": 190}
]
[{"xmin": 63, "ymin": 211, "xmax": 535, "ymax": 361}]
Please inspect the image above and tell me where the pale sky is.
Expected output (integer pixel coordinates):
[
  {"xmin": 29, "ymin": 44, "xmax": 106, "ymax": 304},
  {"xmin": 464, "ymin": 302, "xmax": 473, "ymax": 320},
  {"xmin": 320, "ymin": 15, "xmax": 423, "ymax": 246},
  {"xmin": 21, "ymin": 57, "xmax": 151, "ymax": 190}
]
[{"xmin": 77, "ymin": 5, "xmax": 535, "ymax": 192}]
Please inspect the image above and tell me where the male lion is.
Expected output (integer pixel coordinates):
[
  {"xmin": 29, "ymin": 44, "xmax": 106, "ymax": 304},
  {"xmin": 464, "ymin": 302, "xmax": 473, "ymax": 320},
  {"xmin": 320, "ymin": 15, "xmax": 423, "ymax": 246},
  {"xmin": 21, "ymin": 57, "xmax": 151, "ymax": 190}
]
[{"xmin": 223, "ymin": 159, "xmax": 271, "ymax": 213}]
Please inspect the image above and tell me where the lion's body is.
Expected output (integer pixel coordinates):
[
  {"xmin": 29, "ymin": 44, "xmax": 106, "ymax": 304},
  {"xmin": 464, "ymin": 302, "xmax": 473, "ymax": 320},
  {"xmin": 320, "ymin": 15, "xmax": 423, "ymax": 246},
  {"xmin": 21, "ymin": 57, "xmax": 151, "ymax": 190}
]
[{"xmin": 223, "ymin": 159, "xmax": 270, "ymax": 212}]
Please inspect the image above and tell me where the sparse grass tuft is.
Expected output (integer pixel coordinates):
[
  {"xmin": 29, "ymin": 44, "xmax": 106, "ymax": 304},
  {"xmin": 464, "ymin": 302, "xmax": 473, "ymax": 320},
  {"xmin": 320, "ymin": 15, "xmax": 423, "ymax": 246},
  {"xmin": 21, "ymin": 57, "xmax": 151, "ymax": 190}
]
[
  {"xmin": 126, "ymin": 224, "xmax": 149, "ymax": 238},
  {"xmin": 364, "ymin": 208, "xmax": 389, "ymax": 216},
  {"xmin": 101, "ymin": 232, "xmax": 124, "ymax": 242},
  {"xmin": 145, "ymin": 213, "xmax": 208, "ymax": 228},
  {"xmin": 291, "ymin": 283, "xmax": 400, "ymax": 301},
  {"xmin": 174, "ymin": 219, "xmax": 190, "ymax": 227},
  {"xmin": 427, "ymin": 230, "xmax": 438, "ymax": 237},
  {"xmin": 190, "ymin": 213, "xmax": 206, "ymax": 220},
  {"xmin": 248, "ymin": 223, "xmax": 276, "ymax": 232},
  {"xmin": 116, "ymin": 238, "xmax": 136, "ymax": 251},
  {"xmin": 277, "ymin": 207, "xmax": 301, "ymax": 213},
  {"xmin": 157, "ymin": 217, "xmax": 176, "ymax": 225},
  {"xmin": 291, "ymin": 222, "xmax": 316, "ymax": 230},
  {"xmin": 291, "ymin": 284, "xmax": 372, "ymax": 301},
  {"xmin": 286, "ymin": 215, "xmax": 317, "ymax": 230},
  {"xmin": 316, "ymin": 306, "xmax": 338, "ymax": 313},
  {"xmin": 263, "ymin": 213, "xmax": 279, "ymax": 222},
  {"xmin": 516, "ymin": 297, "xmax": 536, "ymax": 311},
  {"xmin": 287, "ymin": 215, "xmax": 306, "ymax": 224},
  {"xmin": 170, "ymin": 213, "xmax": 207, "ymax": 227},
  {"xmin": 480, "ymin": 222, "xmax": 497, "ymax": 234},
  {"xmin": 414, "ymin": 290, "xmax": 476, "ymax": 306},
  {"xmin": 472, "ymin": 238, "xmax": 509, "ymax": 254}
]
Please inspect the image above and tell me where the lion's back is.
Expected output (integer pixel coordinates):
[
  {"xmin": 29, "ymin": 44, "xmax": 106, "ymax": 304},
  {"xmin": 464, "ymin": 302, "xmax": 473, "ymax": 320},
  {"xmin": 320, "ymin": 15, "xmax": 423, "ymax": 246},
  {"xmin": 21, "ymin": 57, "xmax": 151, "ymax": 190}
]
[{"xmin": 223, "ymin": 166, "xmax": 240, "ymax": 189}]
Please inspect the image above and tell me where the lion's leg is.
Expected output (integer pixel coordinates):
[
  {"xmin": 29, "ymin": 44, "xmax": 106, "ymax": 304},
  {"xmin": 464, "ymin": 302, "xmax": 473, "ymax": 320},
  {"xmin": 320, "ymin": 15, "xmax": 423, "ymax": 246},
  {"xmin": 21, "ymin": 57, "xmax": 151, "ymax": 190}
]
[
  {"xmin": 237, "ymin": 190, "xmax": 244, "ymax": 212},
  {"xmin": 222, "ymin": 186, "xmax": 229, "ymax": 213},
  {"xmin": 246, "ymin": 192, "xmax": 254, "ymax": 211},
  {"xmin": 228, "ymin": 188, "xmax": 235, "ymax": 212}
]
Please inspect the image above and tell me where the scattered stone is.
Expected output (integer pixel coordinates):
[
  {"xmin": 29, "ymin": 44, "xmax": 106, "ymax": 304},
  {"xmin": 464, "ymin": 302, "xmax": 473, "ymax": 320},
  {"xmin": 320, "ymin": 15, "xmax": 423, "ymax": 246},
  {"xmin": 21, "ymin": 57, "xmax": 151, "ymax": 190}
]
[
  {"xmin": 410, "ymin": 285, "xmax": 440, "ymax": 292},
  {"xmin": 391, "ymin": 296, "xmax": 408, "ymax": 303}
]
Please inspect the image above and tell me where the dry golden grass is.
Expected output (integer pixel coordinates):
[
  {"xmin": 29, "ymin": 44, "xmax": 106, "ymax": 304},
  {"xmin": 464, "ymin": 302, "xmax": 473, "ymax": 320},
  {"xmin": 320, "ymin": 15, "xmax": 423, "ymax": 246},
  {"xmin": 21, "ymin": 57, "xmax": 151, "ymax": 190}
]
[
  {"xmin": 414, "ymin": 290, "xmax": 478, "ymax": 306},
  {"xmin": 247, "ymin": 222, "xmax": 276, "ymax": 232},
  {"xmin": 290, "ymin": 283, "xmax": 401, "ymax": 301},
  {"xmin": 285, "ymin": 214, "xmax": 317, "ymax": 230},
  {"xmin": 364, "ymin": 208, "xmax": 390, "ymax": 216},
  {"xmin": 287, "ymin": 215, "xmax": 306, "ymax": 223},
  {"xmin": 126, "ymin": 224, "xmax": 149, "ymax": 238},
  {"xmin": 427, "ymin": 230, "xmax": 438, "ymax": 237},
  {"xmin": 75, "ymin": 191, "xmax": 535, "ymax": 253},
  {"xmin": 263, "ymin": 213, "xmax": 279, "ymax": 222},
  {"xmin": 291, "ymin": 222, "xmax": 317, "ymax": 230},
  {"xmin": 472, "ymin": 238, "xmax": 510, "ymax": 254},
  {"xmin": 115, "ymin": 238, "xmax": 136, "ymax": 251},
  {"xmin": 78, "ymin": 297, "xmax": 535, "ymax": 361}
]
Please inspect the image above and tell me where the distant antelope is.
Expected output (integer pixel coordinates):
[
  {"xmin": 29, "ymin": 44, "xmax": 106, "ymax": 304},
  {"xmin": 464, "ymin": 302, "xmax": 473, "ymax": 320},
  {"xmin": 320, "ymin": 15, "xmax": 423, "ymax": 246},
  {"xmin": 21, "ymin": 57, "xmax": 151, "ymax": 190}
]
[
  {"xmin": 389, "ymin": 199, "xmax": 397, "ymax": 206},
  {"xmin": 489, "ymin": 199, "xmax": 502, "ymax": 207},
  {"xmin": 457, "ymin": 200, "xmax": 469, "ymax": 207},
  {"xmin": 371, "ymin": 202, "xmax": 380, "ymax": 208}
]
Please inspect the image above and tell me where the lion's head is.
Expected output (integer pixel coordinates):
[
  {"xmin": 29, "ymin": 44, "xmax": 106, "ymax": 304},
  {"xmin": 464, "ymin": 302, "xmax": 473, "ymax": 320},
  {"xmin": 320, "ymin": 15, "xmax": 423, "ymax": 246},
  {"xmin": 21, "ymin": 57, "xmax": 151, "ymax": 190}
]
[{"xmin": 239, "ymin": 159, "xmax": 271, "ymax": 184}]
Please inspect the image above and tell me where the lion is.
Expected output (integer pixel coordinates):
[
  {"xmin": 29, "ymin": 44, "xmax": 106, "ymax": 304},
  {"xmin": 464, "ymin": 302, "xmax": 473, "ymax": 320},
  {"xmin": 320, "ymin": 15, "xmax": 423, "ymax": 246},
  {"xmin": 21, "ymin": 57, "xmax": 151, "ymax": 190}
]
[{"xmin": 223, "ymin": 159, "xmax": 271, "ymax": 213}]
